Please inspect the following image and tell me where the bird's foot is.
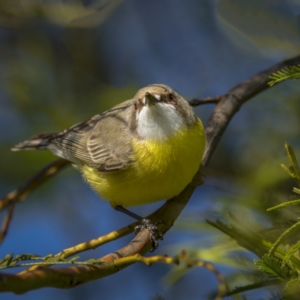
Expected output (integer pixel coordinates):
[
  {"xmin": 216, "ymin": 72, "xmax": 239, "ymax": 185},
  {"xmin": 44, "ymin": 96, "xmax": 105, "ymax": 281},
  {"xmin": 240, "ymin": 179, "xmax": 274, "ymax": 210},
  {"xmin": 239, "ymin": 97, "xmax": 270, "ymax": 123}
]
[{"xmin": 134, "ymin": 219, "xmax": 164, "ymax": 252}]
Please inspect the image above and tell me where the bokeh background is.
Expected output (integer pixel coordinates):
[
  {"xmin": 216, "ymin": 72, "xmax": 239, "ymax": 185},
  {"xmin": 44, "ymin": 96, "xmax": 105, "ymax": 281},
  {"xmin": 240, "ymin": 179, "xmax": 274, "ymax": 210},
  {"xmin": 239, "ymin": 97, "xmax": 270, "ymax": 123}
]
[{"xmin": 1, "ymin": 0, "xmax": 300, "ymax": 299}]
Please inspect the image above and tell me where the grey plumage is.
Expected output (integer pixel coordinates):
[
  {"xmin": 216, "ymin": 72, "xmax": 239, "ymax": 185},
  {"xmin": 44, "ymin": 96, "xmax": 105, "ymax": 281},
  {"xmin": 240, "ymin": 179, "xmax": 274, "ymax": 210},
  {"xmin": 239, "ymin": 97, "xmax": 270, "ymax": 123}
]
[{"xmin": 12, "ymin": 100, "xmax": 135, "ymax": 172}]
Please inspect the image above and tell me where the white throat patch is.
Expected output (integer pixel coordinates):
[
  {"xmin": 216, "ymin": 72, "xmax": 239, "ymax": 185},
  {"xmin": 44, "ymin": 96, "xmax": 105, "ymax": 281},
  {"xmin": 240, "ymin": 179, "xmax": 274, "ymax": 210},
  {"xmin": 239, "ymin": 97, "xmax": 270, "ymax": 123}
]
[{"xmin": 136, "ymin": 102, "xmax": 185, "ymax": 141}]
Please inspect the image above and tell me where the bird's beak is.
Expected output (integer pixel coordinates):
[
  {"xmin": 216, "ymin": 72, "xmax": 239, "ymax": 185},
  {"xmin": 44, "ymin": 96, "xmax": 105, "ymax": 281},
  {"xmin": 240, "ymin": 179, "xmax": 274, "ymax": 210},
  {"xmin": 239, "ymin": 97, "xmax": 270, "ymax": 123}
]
[{"xmin": 144, "ymin": 92, "xmax": 160, "ymax": 105}]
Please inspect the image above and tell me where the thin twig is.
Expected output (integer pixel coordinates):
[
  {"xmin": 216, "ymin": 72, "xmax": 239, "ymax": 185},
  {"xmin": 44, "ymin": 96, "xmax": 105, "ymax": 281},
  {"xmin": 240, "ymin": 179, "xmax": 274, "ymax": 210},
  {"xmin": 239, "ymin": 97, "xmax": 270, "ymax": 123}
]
[
  {"xmin": 0, "ymin": 159, "xmax": 70, "ymax": 245},
  {"xmin": 202, "ymin": 55, "xmax": 300, "ymax": 166},
  {"xmin": 0, "ymin": 159, "xmax": 70, "ymax": 210},
  {"xmin": 189, "ymin": 96, "xmax": 221, "ymax": 106},
  {"xmin": 0, "ymin": 203, "xmax": 15, "ymax": 244},
  {"xmin": 179, "ymin": 250, "xmax": 225, "ymax": 300},
  {"xmin": 19, "ymin": 222, "xmax": 137, "ymax": 274}
]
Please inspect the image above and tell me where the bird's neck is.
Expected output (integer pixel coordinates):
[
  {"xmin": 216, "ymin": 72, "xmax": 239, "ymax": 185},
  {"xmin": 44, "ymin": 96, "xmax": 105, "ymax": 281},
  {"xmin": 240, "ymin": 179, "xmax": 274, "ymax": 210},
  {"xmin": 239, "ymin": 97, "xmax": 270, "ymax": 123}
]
[{"xmin": 136, "ymin": 103, "xmax": 185, "ymax": 141}]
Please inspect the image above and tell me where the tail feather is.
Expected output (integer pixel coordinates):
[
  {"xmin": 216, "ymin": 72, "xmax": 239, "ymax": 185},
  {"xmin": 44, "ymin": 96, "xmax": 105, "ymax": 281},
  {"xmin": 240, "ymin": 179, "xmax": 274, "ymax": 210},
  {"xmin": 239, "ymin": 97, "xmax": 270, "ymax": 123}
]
[{"xmin": 11, "ymin": 133, "xmax": 54, "ymax": 151}]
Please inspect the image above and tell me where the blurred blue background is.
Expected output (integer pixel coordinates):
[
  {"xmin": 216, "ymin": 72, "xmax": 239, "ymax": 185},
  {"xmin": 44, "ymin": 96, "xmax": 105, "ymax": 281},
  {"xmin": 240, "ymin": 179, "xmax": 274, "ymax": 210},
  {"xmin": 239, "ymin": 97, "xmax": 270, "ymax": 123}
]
[{"xmin": 1, "ymin": 0, "xmax": 300, "ymax": 299}]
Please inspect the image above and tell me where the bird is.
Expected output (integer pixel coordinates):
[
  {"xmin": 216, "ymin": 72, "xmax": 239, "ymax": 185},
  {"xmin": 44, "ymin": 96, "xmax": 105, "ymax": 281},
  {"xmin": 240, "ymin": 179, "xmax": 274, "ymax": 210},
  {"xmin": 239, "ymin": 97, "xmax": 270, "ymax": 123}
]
[{"xmin": 12, "ymin": 84, "xmax": 206, "ymax": 250}]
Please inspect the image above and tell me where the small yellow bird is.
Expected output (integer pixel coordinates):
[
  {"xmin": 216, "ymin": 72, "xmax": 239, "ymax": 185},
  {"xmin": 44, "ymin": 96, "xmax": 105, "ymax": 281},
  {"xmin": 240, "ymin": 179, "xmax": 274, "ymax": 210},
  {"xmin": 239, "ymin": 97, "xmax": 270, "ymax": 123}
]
[{"xmin": 12, "ymin": 84, "xmax": 206, "ymax": 249}]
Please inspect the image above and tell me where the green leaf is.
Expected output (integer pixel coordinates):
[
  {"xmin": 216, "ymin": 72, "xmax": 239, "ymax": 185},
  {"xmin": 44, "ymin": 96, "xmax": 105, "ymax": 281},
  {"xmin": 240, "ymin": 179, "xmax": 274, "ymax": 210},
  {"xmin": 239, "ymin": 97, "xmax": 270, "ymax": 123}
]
[
  {"xmin": 268, "ymin": 65, "xmax": 300, "ymax": 86},
  {"xmin": 293, "ymin": 187, "xmax": 300, "ymax": 195},
  {"xmin": 283, "ymin": 279, "xmax": 300, "ymax": 300},
  {"xmin": 0, "ymin": 253, "xmax": 103, "ymax": 269},
  {"xmin": 254, "ymin": 255, "xmax": 290, "ymax": 279},
  {"xmin": 267, "ymin": 199, "xmax": 300, "ymax": 211},
  {"xmin": 282, "ymin": 240, "xmax": 300, "ymax": 265},
  {"xmin": 268, "ymin": 221, "xmax": 300, "ymax": 256},
  {"xmin": 0, "ymin": 254, "xmax": 14, "ymax": 268},
  {"xmin": 284, "ymin": 278, "xmax": 300, "ymax": 291},
  {"xmin": 284, "ymin": 143, "xmax": 300, "ymax": 183}
]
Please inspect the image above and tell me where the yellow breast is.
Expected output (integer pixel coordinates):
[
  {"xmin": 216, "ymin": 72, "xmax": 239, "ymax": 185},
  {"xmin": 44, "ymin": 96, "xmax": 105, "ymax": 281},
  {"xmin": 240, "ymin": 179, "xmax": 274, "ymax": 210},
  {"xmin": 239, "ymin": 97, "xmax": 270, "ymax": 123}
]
[{"xmin": 80, "ymin": 119, "xmax": 205, "ymax": 207}]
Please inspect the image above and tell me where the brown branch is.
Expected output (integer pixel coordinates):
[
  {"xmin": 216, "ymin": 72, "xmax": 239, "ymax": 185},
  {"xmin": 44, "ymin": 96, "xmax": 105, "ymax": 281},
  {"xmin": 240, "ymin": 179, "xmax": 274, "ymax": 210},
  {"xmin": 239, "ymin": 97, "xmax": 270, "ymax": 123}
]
[
  {"xmin": 202, "ymin": 55, "xmax": 300, "ymax": 166},
  {"xmin": 0, "ymin": 159, "xmax": 70, "ymax": 246},
  {"xmin": 0, "ymin": 203, "xmax": 15, "ymax": 244},
  {"xmin": 1, "ymin": 54, "xmax": 300, "ymax": 294},
  {"xmin": 189, "ymin": 96, "xmax": 221, "ymax": 106},
  {"xmin": 0, "ymin": 159, "xmax": 70, "ymax": 210},
  {"xmin": 0, "ymin": 250, "xmax": 225, "ymax": 299},
  {"xmin": 179, "ymin": 250, "xmax": 225, "ymax": 300},
  {"xmin": 19, "ymin": 222, "xmax": 138, "ymax": 274}
]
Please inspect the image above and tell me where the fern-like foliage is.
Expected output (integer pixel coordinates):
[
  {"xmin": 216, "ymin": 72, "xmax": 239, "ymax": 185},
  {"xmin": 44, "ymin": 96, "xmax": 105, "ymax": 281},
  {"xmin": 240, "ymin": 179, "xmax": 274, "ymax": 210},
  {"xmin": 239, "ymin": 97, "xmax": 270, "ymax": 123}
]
[
  {"xmin": 254, "ymin": 255, "xmax": 291, "ymax": 279},
  {"xmin": 208, "ymin": 143, "xmax": 300, "ymax": 299},
  {"xmin": 283, "ymin": 240, "xmax": 300, "ymax": 266},
  {"xmin": 267, "ymin": 142, "xmax": 300, "ymax": 212},
  {"xmin": 0, "ymin": 253, "xmax": 103, "ymax": 269},
  {"xmin": 280, "ymin": 142, "xmax": 300, "ymax": 187},
  {"xmin": 268, "ymin": 221, "xmax": 300, "ymax": 256},
  {"xmin": 269, "ymin": 65, "xmax": 300, "ymax": 86}
]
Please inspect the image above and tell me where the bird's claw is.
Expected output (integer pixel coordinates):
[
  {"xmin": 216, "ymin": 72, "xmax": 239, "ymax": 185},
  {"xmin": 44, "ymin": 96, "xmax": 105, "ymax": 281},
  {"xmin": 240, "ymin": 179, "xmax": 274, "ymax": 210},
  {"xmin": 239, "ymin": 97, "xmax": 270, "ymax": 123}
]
[{"xmin": 134, "ymin": 219, "xmax": 164, "ymax": 252}]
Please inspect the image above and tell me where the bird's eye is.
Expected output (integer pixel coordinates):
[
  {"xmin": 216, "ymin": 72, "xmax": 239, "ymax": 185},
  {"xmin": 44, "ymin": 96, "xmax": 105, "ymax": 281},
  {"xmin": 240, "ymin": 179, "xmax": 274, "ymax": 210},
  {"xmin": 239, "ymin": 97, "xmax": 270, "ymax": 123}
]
[{"xmin": 168, "ymin": 94, "xmax": 176, "ymax": 103}]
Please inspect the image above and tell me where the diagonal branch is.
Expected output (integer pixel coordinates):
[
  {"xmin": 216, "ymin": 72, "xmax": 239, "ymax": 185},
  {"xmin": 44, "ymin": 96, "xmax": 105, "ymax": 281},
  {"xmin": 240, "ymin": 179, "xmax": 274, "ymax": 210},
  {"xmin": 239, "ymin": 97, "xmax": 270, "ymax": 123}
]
[
  {"xmin": 0, "ymin": 203, "xmax": 15, "ymax": 244},
  {"xmin": 202, "ymin": 55, "xmax": 300, "ymax": 165},
  {"xmin": 1, "ymin": 54, "xmax": 300, "ymax": 294},
  {"xmin": 0, "ymin": 159, "xmax": 70, "ymax": 245},
  {"xmin": 0, "ymin": 159, "xmax": 70, "ymax": 210}
]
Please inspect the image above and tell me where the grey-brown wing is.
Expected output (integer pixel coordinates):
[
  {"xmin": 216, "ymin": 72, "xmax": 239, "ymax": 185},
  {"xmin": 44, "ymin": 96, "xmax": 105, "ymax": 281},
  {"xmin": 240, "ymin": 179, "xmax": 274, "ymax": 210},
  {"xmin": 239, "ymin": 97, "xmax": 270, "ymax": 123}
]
[{"xmin": 51, "ymin": 100, "xmax": 135, "ymax": 172}]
